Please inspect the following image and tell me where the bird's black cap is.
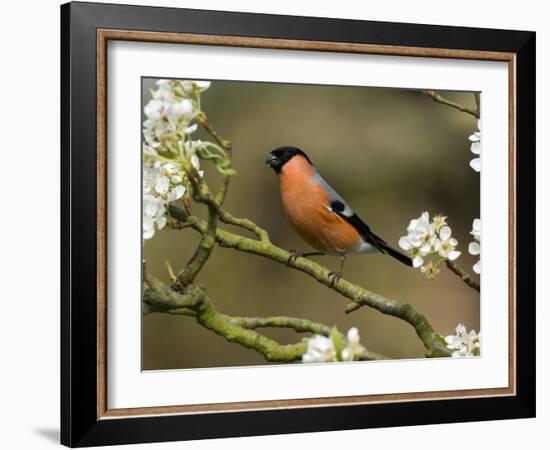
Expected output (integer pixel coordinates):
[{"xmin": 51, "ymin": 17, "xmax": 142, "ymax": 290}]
[{"xmin": 265, "ymin": 146, "xmax": 312, "ymax": 173}]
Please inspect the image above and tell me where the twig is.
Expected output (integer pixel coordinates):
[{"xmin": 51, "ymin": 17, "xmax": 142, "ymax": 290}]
[
  {"xmin": 198, "ymin": 112, "xmax": 232, "ymax": 154},
  {"xmin": 474, "ymin": 92, "xmax": 481, "ymax": 117},
  {"xmin": 423, "ymin": 90, "xmax": 480, "ymax": 119},
  {"xmin": 197, "ymin": 112, "xmax": 233, "ymax": 205},
  {"xmin": 228, "ymin": 315, "xmax": 332, "ymax": 335},
  {"xmin": 445, "ymin": 260, "xmax": 480, "ymax": 292},
  {"xmin": 219, "ymin": 209, "xmax": 271, "ymax": 243}
]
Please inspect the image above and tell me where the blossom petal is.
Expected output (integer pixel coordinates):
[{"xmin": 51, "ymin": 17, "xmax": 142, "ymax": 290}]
[
  {"xmin": 468, "ymin": 242, "xmax": 480, "ymax": 256},
  {"xmin": 143, "ymin": 216, "xmax": 155, "ymax": 240},
  {"xmin": 412, "ymin": 255, "xmax": 424, "ymax": 268},
  {"xmin": 195, "ymin": 81, "xmax": 211, "ymax": 91},
  {"xmin": 347, "ymin": 327, "xmax": 360, "ymax": 344},
  {"xmin": 341, "ymin": 348, "xmax": 352, "ymax": 362},
  {"xmin": 171, "ymin": 99, "xmax": 193, "ymax": 117},
  {"xmin": 144, "ymin": 99, "xmax": 165, "ymax": 120},
  {"xmin": 185, "ymin": 124, "xmax": 198, "ymax": 134},
  {"xmin": 191, "ymin": 153, "xmax": 201, "ymax": 171},
  {"xmin": 470, "ymin": 157, "xmax": 481, "ymax": 172},
  {"xmin": 448, "ymin": 250, "xmax": 461, "ymax": 261},
  {"xmin": 439, "ymin": 226, "xmax": 452, "ymax": 241},
  {"xmin": 473, "ymin": 260, "xmax": 481, "ymax": 274},
  {"xmin": 143, "ymin": 227, "xmax": 155, "ymax": 240},
  {"xmin": 399, "ymin": 236, "xmax": 412, "ymax": 251},
  {"xmin": 167, "ymin": 185, "xmax": 186, "ymax": 202},
  {"xmin": 156, "ymin": 216, "xmax": 167, "ymax": 230},
  {"xmin": 154, "ymin": 176, "xmax": 170, "ymax": 195}
]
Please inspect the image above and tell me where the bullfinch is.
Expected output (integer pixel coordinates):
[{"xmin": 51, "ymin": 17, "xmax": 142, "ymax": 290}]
[{"xmin": 265, "ymin": 146, "xmax": 412, "ymax": 282}]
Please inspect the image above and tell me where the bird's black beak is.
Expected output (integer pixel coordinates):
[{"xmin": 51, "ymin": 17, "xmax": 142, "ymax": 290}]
[{"xmin": 265, "ymin": 153, "xmax": 279, "ymax": 168}]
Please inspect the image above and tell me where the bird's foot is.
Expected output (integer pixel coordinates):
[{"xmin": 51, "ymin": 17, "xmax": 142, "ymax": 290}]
[
  {"xmin": 287, "ymin": 250, "xmax": 301, "ymax": 266},
  {"xmin": 287, "ymin": 250, "xmax": 325, "ymax": 266},
  {"xmin": 328, "ymin": 270, "xmax": 343, "ymax": 287}
]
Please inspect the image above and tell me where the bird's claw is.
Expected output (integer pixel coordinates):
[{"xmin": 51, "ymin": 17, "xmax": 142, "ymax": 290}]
[
  {"xmin": 287, "ymin": 250, "xmax": 325, "ymax": 266},
  {"xmin": 287, "ymin": 250, "xmax": 299, "ymax": 266},
  {"xmin": 328, "ymin": 271, "xmax": 343, "ymax": 286}
]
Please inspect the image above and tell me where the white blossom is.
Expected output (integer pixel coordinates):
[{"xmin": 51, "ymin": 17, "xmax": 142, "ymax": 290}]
[
  {"xmin": 445, "ymin": 323, "xmax": 481, "ymax": 357},
  {"xmin": 142, "ymin": 79, "xmax": 212, "ymax": 241},
  {"xmin": 399, "ymin": 212, "xmax": 461, "ymax": 276},
  {"xmin": 302, "ymin": 327, "xmax": 366, "ymax": 363},
  {"xmin": 302, "ymin": 335, "xmax": 337, "ymax": 363},
  {"xmin": 142, "ymin": 161, "xmax": 187, "ymax": 240},
  {"xmin": 398, "ymin": 212, "xmax": 436, "ymax": 268},
  {"xmin": 469, "ymin": 119, "xmax": 481, "ymax": 172},
  {"xmin": 435, "ymin": 226, "xmax": 461, "ymax": 261},
  {"xmin": 420, "ymin": 261, "xmax": 440, "ymax": 279},
  {"xmin": 142, "ymin": 79, "xmax": 209, "ymax": 152},
  {"xmin": 468, "ymin": 218, "xmax": 481, "ymax": 274},
  {"xmin": 144, "ymin": 99, "xmax": 168, "ymax": 121},
  {"xmin": 143, "ymin": 194, "xmax": 167, "ymax": 240},
  {"xmin": 342, "ymin": 327, "xmax": 366, "ymax": 361}
]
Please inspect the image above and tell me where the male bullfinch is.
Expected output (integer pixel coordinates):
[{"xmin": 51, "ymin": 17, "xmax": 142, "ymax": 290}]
[{"xmin": 265, "ymin": 146, "xmax": 412, "ymax": 282}]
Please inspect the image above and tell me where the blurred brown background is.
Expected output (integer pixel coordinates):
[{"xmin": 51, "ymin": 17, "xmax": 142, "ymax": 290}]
[{"xmin": 142, "ymin": 78, "xmax": 480, "ymax": 370}]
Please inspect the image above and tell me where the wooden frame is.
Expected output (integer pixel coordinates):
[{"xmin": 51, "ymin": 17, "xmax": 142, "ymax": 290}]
[{"xmin": 61, "ymin": 1, "xmax": 535, "ymax": 446}]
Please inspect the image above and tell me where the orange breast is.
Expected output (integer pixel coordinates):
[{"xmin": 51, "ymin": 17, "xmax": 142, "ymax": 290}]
[{"xmin": 278, "ymin": 157, "xmax": 361, "ymax": 254}]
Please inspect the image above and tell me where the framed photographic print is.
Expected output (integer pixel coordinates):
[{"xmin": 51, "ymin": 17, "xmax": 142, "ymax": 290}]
[{"xmin": 60, "ymin": 1, "xmax": 536, "ymax": 447}]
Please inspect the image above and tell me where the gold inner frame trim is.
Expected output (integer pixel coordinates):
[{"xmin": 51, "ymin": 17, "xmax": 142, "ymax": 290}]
[{"xmin": 96, "ymin": 28, "xmax": 517, "ymax": 420}]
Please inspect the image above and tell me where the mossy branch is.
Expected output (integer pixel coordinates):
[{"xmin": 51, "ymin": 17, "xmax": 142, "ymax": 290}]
[
  {"xmin": 169, "ymin": 205, "xmax": 450, "ymax": 358},
  {"xmin": 143, "ymin": 274, "xmax": 388, "ymax": 362},
  {"xmin": 175, "ymin": 189, "xmax": 218, "ymax": 286}
]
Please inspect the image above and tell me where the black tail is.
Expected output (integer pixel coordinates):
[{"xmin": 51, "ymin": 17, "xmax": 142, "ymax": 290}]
[
  {"xmin": 378, "ymin": 240, "xmax": 413, "ymax": 267},
  {"xmin": 334, "ymin": 211, "xmax": 413, "ymax": 267}
]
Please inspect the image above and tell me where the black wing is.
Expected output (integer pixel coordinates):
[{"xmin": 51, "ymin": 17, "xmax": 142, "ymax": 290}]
[{"xmin": 330, "ymin": 200, "xmax": 412, "ymax": 266}]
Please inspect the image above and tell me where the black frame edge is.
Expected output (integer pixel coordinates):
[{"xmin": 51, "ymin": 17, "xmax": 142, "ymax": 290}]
[
  {"xmin": 62, "ymin": 2, "xmax": 101, "ymax": 446},
  {"xmin": 60, "ymin": 2, "xmax": 72, "ymax": 447},
  {"xmin": 514, "ymin": 32, "xmax": 536, "ymax": 417}
]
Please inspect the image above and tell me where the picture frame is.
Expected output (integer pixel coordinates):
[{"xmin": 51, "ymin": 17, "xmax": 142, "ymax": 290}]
[{"xmin": 61, "ymin": 1, "xmax": 535, "ymax": 447}]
